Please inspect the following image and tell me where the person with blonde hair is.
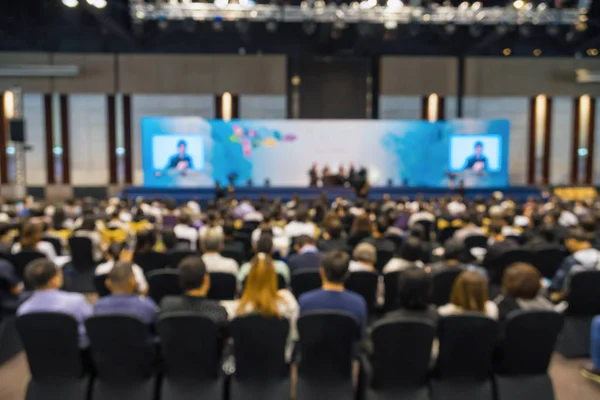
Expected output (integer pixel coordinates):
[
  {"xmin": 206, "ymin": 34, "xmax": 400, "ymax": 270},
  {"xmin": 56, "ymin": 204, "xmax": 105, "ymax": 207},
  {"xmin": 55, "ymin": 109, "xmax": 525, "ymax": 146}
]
[{"xmin": 438, "ymin": 270, "xmax": 498, "ymax": 320}]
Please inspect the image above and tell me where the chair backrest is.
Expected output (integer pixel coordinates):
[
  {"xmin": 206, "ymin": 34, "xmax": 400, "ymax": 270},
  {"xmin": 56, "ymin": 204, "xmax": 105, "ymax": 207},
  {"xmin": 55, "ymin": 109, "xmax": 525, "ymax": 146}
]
[
  {"xmin": 370, "ymin": 319, "xmax": 435, "ymax": 388},
  {"xmin": 85, "ymin": 314, "xmax": 155, "ymax": 380},
  {"xmin": 42, "ymin": 236, "xmax": 63, "ymax": 256},
  {"xmin": 176, "ymin": 238, "xmax": 192, "ymax": 250},
  {"xmin": 465, "ymin": 235, "xmax": 488, "ymax": 250},
  {"xmin": 344, "ymin": 271, "xmax": 378, "ymax": 313},
  {"xmin": 385, "ymin": 234, "xmax": 404, "ymax": 250},
  {"xmin": 167, "ymin": 250, "xmax": 196, "ymax": 269},
  {"xmin": 565, "ymin": 270, "xmax": 600, "ymax": 315},
  {"xmin": 68, "ymin": 237, "xmax": 95, "ymax": 268},
  {"xmin": 156, "ymin": 313, "xmax": 221, "ymax": 380},
  {"xmin": 414, "ymin": 220, "xmax": 433, "ymax": 239},
  {"xmin": 496, "ymin": 310, "xmax": 564, "ymax": 375},
  {"xmin": 133, "ymin": 251, "xmax": 169, "ymax": 275},
  {"xmin": 231, "ymin": 315, "xmax": 289, "ymax": 381},
  {"xmin": 437, "ymin": 227, "xmax": 458, "ymax": 245},
  {"xmin": 383, "ymin": 271, "xmax": 402, "ymax": 311},
  {"xmin": 375, "ymin": 249, "xmax": 394, "ymax": 272},
  {"xmin": 147, "ymin": 269, "xmax": 183, "ymax": 304},
  {"xmin": 12, "ymin": 251, "xmax": 46, "ymax": 282},
  {"xmin": 94, "ymin": 274, "xmax": 110, "ymax": 297},
  {"xmin": 487, "ymin": 249, "xmax": 533, "ymax": 285},
  {"xmin": 207, "ymin": 272, "xmax": 237, "ymax": 300},
  {"xmin": 531, "ymin": 246, "xmax": 567, "ymax": 280},
  {"xmin": 16, "ymin": 312, "xmax": 84, "ymax": 380},
  {"xmin": 297, "ymin": 311, "xmax": 358, "ymax": 380},
  {"xmin": 291, "ymin": 269, "xmax": 322, "ymax": 299},
  {"xmin": 432, "ymin": 267, "xmax": 463, "ymax": 306},
  {"xmin": 505, "ymin": 235, "xmax": 526, "ymax": 246},
  {"xmin": 436, "ymin": 314, "xmax": 499, "ymax": 380},
  {"xmin": 221, "ymin": 248, "xmax": 245, "ymax": 266}
]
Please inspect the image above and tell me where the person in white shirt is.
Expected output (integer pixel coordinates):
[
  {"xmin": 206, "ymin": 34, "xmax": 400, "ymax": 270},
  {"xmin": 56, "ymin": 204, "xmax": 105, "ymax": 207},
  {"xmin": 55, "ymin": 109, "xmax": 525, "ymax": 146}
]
[
  {"xmin": 438, "ymin": 270, "xmax": 498, "ymax": 320},
  {"xmin": 251, "ymin": 213, "xmax": 289, "ymax": 256},
  {"xmin": 199, "ymin": 210, "xmax": 223, "ymax": 244},
  {"xmin": 383, "ymin": 236, "xmax": 424, "ymax": 274},
  {"xmin": 201, "ymin": 231, "xmax": 238, "ymax": 275},
  {"xmin": 349, "ymin": 242, "xmax": 377, "ymax": 272},
  {"xmin": 95, "ymin": 244, "xmax": 148, "ymax": 294},
  {"xmin": 284, "ymin": 208, "xmax": 316, "ymax": 239},
  {"xmin": 12, "ymin": 221, "xmax": 57, "ymax": 261},
  {"xmin": 407, "ymin": 203, "xmax": 436, "ymax": 229},
  {"xmin": 173, "ymin": 214, "xmax": 199, "ymax": 251}
]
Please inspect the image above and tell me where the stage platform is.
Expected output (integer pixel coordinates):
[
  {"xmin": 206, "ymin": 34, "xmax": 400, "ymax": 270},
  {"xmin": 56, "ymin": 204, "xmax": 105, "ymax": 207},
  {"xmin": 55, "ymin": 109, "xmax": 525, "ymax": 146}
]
[{"xmin": 122, "ymin": 186, "xmax": 542, "ymax": 203}]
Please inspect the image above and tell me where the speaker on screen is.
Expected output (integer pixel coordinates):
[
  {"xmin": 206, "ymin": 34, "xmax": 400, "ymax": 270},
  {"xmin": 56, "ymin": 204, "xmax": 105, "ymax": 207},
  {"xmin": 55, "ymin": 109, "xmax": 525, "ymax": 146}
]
[{"xmin": 9, "ymin": 120, "xmax": 25, "ymax": 143}]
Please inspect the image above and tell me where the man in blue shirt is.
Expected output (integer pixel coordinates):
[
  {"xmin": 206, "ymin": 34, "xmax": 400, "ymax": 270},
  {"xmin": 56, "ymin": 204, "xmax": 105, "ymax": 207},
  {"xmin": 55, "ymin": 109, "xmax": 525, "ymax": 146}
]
[
  {"xmin": 18, "ymin": 259, "xmax": 93, "ymax": 347},
  {"xmin": 287, "ymin": 235, "xmax": 322, "ymax": 272},
  {"xmin": 94, "ymin": 261, "xmax": 157, "ymax": 325},
  {"xmin": 298, "ymin": 250, "xmax": 367, "ymax": 337}
]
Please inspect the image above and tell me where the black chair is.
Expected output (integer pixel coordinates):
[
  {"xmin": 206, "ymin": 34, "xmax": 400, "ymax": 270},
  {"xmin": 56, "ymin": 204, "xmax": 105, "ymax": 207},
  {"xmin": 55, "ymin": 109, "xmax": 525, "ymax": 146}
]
[
  {"xmin": 505, "ymin": 235, "xmax": 526, "ymax": 245},
  {"xmin": 66, "ymin": 237, "xmax": 96, "ymax": 293},
  {"xmin": 207, "ymin": 272, "xmax": 237, "ymax": 300},
  {"xmin": 383, "ymin": 271, "xmax": 402, "ymax": 312},
  {"xmin": 531, "ymin": 246, "xmax": 566, "ymax": 280},
  {"xmin": 230, "ymin": 315, "xmax": 290, "ymax": 400},
  {"xmin": 296, "ymin": 311, "xmax": 358, "ymax": 400},
  {"xmin": 85, "ymin": 314, "xmax": 157, "ymax": 400},
  {"xmin": 375, "ymin": 249, "xmax": 394, "ymax": 273},
  {"xmin": 485, "ymin": 249, "xmax": 533, "ymax": 286},
  {"xmin": 0, "ymin": 315, "xmax": 22, "ymax": 366},
  {"xmin": 94, "ymin": 274, "xmax": 110, "ymax": 297},
  {"xmin": 464, "ymin": 235, "xmax": 488, "ymax": 250},
  {"xmin": 414, "ymin": 220, "xmax": 434, "ymax": 241},
  {"xmin": 176, "ymin": 238, "xmax": 192, "ymax": 250},
  {"xmin": 494, "ymin": 310, "xmax": 564, "ymax": 400},
  {"xmin": 16, "ymin": 312, "xmax": 90, "ymax": 400},
  {"xmin": 157, "ymin": 314, "xmax": 224, "ymax": 400},
  {"xmin": 556, "ymin": 270, "xmax": 600, "ymax": 357},
  {"xmin": 166, "ymin": 250, "xmax": 196, "ymax": 269},
  {"xmin": 431, "ymin": 314, "xmax": 499, "ymax": 400},
  {"xmin": 133, "ymin": 251, "xmax": 169, "ymax": 275},
  {"xmin": 42, "ymin": 236, "xmax": 63, "ymax": 256},
  {"xmin": 385, "ymin": 234, "xmax": 404, "ymax": 250},
  {"xmin": 291, "ymin": 269, "xmax": 322, "ymax": 299},
  {"xmin": 345, "ymin": 271, "xmax": 379, "ymax": 314},
  {"xmin": 437, "ymin": 227, "xmax": 458, "ymax": 245},
  {"xmin": 363, "ymin": 319, "xmax": 435, "ymax": 400},
  {"xmin": 147, "ymin": 269, "xmax": 183, "ymax": 304},
  {"xmin": 431, "ymin": 267, "xmax": 462, "ymax": 306},
  {"xmin": 221, "ymin": 248, "xmax": 245, "ymax": 266},
  {"xmin": 12, "ymin": 250, "xmax": 46, "ymax": 283}
]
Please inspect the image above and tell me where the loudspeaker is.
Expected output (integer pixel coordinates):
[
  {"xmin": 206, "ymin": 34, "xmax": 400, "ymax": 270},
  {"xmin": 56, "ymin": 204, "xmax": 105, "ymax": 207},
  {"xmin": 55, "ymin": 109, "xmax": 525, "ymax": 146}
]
[{"xmin": 9, "ymin": 120, "xmax": 25, "ymax": 143}]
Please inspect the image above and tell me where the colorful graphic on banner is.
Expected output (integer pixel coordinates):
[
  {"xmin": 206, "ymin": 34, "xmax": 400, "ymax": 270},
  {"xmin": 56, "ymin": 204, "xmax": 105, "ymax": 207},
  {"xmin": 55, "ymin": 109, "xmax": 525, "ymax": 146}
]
[{"xmin": 141, "ymin": 118, "xmax": 510, "ymax": 188}]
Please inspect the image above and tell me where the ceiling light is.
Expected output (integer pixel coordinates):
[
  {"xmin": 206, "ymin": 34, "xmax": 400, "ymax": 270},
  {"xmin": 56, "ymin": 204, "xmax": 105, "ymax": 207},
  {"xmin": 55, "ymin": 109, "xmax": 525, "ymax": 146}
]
[
  {"xmin": 63, "ymin": 0, "xmax": 79, "ymax": 7},
  {"xmin": 513, "ymin": 0, "xmax": 524, "ymax": 9}
]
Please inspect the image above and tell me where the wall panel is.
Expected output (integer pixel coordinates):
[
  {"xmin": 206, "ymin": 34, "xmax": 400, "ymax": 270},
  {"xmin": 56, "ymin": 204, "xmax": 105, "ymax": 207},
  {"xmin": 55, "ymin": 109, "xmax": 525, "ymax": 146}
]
[
  {"xmin": 53, "ymin": 54, "xmax": 116, "ymax": 93},
  {"xmin": 550, "ymin": 98, "xmax": 573, "ymax": 185},
  {"xmin": 378, "ymin": 96, "xmax": 421, "ymax": 120},
  {"xmin": 0, "ymin": 53, "xmax": 53, "ymax": 92},
  {"xmin": 380, "ymin": 57, "xmax": 457, "ymax": 96},
  {"xmin": 239, "ymin": 95, "xmax": 286, "ymax": 119}
]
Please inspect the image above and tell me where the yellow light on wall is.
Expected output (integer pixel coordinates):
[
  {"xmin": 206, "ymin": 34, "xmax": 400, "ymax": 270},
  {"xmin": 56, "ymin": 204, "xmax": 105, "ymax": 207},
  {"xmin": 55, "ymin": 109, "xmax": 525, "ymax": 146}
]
[
  {"xmin": 3, "ymin": 91, "xmax": 15, "ymax": 119},
  {"xmin": 503, "ymin": 48, "xmax": 511, "ymax": 56},
  {"xmin": 221, "ymin": 92, "xmax": 232, "ymax": 122},
  {"xmin": 427, "ymin": 93, "xmax": 439, "ymax": 122}
]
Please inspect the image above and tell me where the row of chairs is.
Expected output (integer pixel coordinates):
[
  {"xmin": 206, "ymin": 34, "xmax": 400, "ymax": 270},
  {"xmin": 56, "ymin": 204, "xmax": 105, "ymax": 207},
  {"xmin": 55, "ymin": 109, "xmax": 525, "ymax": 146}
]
[{"xmin": 16, "ymin": 310, "xmax": 564, "ymax": 400}]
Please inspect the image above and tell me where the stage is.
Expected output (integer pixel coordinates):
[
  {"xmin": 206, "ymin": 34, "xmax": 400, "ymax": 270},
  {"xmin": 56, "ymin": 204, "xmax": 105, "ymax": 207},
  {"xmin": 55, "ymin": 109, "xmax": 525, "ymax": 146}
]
[{"xmin": 122, "ymin": 186, "xmax": 542, "ymax": 204}]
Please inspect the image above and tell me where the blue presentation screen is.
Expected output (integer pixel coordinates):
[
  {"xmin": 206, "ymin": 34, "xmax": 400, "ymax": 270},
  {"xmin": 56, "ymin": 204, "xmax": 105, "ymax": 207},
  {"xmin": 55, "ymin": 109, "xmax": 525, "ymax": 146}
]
[{"xmin": 141, "ymin": 118, "xmax": 510, "ymax": 188}]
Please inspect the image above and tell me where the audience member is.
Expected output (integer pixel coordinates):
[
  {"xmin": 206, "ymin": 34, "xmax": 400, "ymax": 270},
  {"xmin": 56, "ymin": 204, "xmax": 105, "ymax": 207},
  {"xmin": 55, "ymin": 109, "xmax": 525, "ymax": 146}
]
[
  {"xmin": 380, "ymin": 267, "xmax": 438, "ymax": 323},
  {"xmin": 96, "ymin": 243, "xmax": 148, "ymax": 294},
  {"xmin": 287, "ymin": 235, "xmax": 322, "ymax": 272},
  {"xmin": 222, "ymin": 219, "xmax": 245, "ymax": 257},
  {"xmin": 298, "ymin": 250, "xmax": 367, "ymax": 337},
  {"xmin": 383, "ymin": 236, "xmax": 424, "ymax": 273},
  {"xmin": 551, "ymin": 227, "xmax": 600, "ymax": 292},
  {"xmin": 349, "ymin": 242, "xmax": 377, "ymax": 272},
  {"xmin": 201, "ymin": 230, "xmax": 238, "ymax": 275},
  {"xmin": 18, "ymin": 259, "xmax": 93, "ymax": 347},
  {"xmin": 93, "ymin": 261, "xmax": 157, "ymax": 324},
  {"xmin": 453, "ymin": 213, "xmax": 485, "ymax": 242},
  {"xmin": 284, "ymin": 207, "xmax": 316, "ymax": 239},
  {"xmin": 494, "ymin": 263, "xmax": 555, "ymax": 321},
  {"xmin": 363, "ymin": 216, "xmax": 396, "ymax": 254},
  {"xmin": 173, "ymin": 213, "xmax": 199, "ymax": 250},
  {"xmin": 199, "ymin": 210, "xmax": 223, "ymax": 243},
  {"xmin": 429, "ymin": 239, "xmax": 467, "ymax": 273},
  {"xmin": 12, "ymin": 221, "xmax": 57, "ymax": 260},
  {"xmin": 438, "ymin": 270, "xmax": 498, "ymax": 319},
  {"xmin": 347, "ymin": 213, "xmax": 372, "ymax": 249},
  {"xmin": 317, "ymin": 218, "xmax": 348, "ymax": 252},
  {"xmin": 238, "ymin": 235, "xmax": 290, "ymax": 284},
  {"xmin": 72, "ymin": 216, "xmax": 103, "ymax": 262}
]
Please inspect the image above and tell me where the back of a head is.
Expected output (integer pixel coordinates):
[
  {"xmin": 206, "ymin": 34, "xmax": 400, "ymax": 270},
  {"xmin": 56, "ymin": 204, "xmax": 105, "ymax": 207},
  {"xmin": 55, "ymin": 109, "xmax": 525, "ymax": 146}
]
[
  {"xmin": 450, "ymin": 270, "xmax": 489, "ymax": 312},
  {"xmin": 443, "ymin": 239, "xmax": 465, "ymax": 261},
  {"xmin": 107, "ymin": 261, "xmax": 135, "ymax": 293},
  {"xmin": 398, "ymin": 236, "xmax": 422, "ymax": 262},
  {"xmin": 502, "ymin": 263, "xmax": 541, "ymax": 300},
  {"xmin": 223, "ymin": 219, "xmax": 236, "ymax": 237},
  {"xmin": 410, "ymin": 224, "xmax": 427, "ymax": 241},
  {"xmin": 178, "ymin": 256, "xmax": 206, "ymax": 291},
  {"xmin": 20, "ymin": 221, "xmax": 41, "ymax": 248},
  {"xmin": 203, "ymin": 229, "xmax": 224, "ymax": 252},
  {"xmin": 351, "ymin": 214, "xmax": 371, "ymax": 235},
  {"xmin": 321, "ymin": 250, "xmax": 350, "ymax": 283},
  {"xmin": 326, "ymin": 218, "xmax": 343, "ymax": 239},
  {"xmin": 296, "ymin": 207, "xmax": 309, "ymax": 222},
  {"xmin": 375, "ymin": 216, "xmax": 388, "ymax": 235},
  {"xmin": 135, "ymin": 230, "xmax": 156, "ymax": 253},
  {"xmin": 79, "ymin": 216, "xmax": 97, "ymax": 231},
  {"xmin": 353, "ymin": 242, "xmax": 377, "ymax": 265},
  {"xmin": 178, "ymin": 213, "xmax": 192, "ymax": 226},
  {"xmin": 396, "ymin": 267, "xmax": 432, "ymax": 311},
  {"xmin": 161, "ymin": 229, "xmax": 177, "ymax": 250},
  {"xmin": 565, "ymin": 227, "xmax": 589, "ymax": 244},
  {"xmin": 256, "ymin": 234, "xmax": 274, "ymax": 254},
  {"xmin": 488, "ymin": 221, "xmax": 503, "ymax": 236},
  {"xmin": 295, "ymin": 234, "xmax": 315, "ymax": 249},
  {"xmin": 25, "ymin": 259, "xmax": 58, "ymax": 290},
  {"xmin": 239, "ymin": 253, "xmax": 280, "ymax": 316}
]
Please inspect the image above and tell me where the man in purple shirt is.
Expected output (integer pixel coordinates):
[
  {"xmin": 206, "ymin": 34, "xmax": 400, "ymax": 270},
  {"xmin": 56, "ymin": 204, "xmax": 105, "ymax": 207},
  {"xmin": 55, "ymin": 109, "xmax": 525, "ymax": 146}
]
[
  {"xmin": 17, "ymin": 259, "xmax": 93, "ymax": 347},
  {"xmin": 93, "ymin": 261, "xmax": 157, "ymax": 325}
]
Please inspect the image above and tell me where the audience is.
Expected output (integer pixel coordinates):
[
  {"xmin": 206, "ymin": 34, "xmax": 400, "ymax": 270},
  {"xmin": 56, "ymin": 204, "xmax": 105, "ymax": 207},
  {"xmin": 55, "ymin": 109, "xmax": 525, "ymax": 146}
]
[
  {"xmin": 238, "ymin": 235, "xmax": 290, "ymax": 284},
  {"xmin": 494, "ymin": 263, "xmax": 555, "ymax": 321},
  {"xmin": 551, "ymin": 227, "xmax": 600, "ymax": 292},
  {"xmin": 438, "ymin": 270, "xmax": 499, "ymax": 320},
  {"xmin": 96, "ymin": 243, "xmax": 148, "ymax": 294},
  {"xmin": 72, "ymin": 216, "xmax": 103, "ymax": 262},
  {"xmin": 12, "ymin": 221, "xmax": 57, "ymax": 260},
  {"xmin": 201, "ymin": 230, "xmax": 238, "ymax": 275},
  {"xmin": 349, "ymin": 242, "xmax": 377, "ymax": 272},
  {"xmin": 317, "ymin": 218, "xmax": 348, "ymax": 252},
  {"xmin": 173, "ymin": 213, "xmax": 199, "ymax": 251},
  {"xmin": 284, "ymin": 207, "xmax": 316, "ymax": 239},
  {"xmin": 383, "ymin": 236, "xmax": 424, "ymax": 273},
  {"xmin": 429, "ymin": 239, "xmax": 467, "ymax": 273},
  {"xmin": 381, "ymin": 266, "xmax": 438, "ymax": 323},
  {"xmin": 347, "ymin": 213, "xmax": 372, "ymax": 249},
  {"xmin": 287, "ymin": 235, "xmax": 322, "ymax": 271},
  {"xmin": 93, "ymin": 261, "xmax": 157, "ymax": 324},
  {"xmin": 17, "ymin": 259, "xmax": 93, "ymax": 347},
  {"xmin": 298, "ymin": 250, "xmax": 367, "ymax": 337}
]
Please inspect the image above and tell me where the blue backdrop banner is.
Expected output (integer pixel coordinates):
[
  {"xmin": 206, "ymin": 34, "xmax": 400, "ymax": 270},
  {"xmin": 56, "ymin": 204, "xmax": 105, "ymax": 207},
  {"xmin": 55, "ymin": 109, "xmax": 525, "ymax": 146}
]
[{"xmin": 141, "ymin": 118, "xmax": 510, "ymax": 188}]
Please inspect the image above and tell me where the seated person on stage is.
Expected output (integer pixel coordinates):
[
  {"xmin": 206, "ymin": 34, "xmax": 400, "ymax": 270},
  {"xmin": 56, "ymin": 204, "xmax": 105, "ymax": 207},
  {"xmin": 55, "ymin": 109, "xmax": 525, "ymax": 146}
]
[
  {"xmin": 160, "ymin": 256, "xmax": 229, "ymax": 330},
  {"xmin": 201, "ymin": 230, "xmax": 239, "ymax": 275},
  {"xmin": 462, "ymin": 141, "xmax": 488, "ymax": 172},
  {"xmin": 550, "ymin": 227, "xmax": 600, "ymax": 294},
  {"xmin": 18, "ymin": 259, "xmax": 93, "ymax": 347},
  {"xmin": 287, "ymin": 235, "xmax": 322, "ymax": 272},
  {"xmin": 298, "ymin": 250, "xmax": 367, "ymax": 338},
  {"xmin": 581, "ymin": 316, "xmax": 600, "ymax": 383},
  {"xmin": 93, "ymin": 261, "xmax": 158, "ymax": 325},
  {"xmin": 349, "ymin": 243, "xmax": 377, "ymax": 273}
]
